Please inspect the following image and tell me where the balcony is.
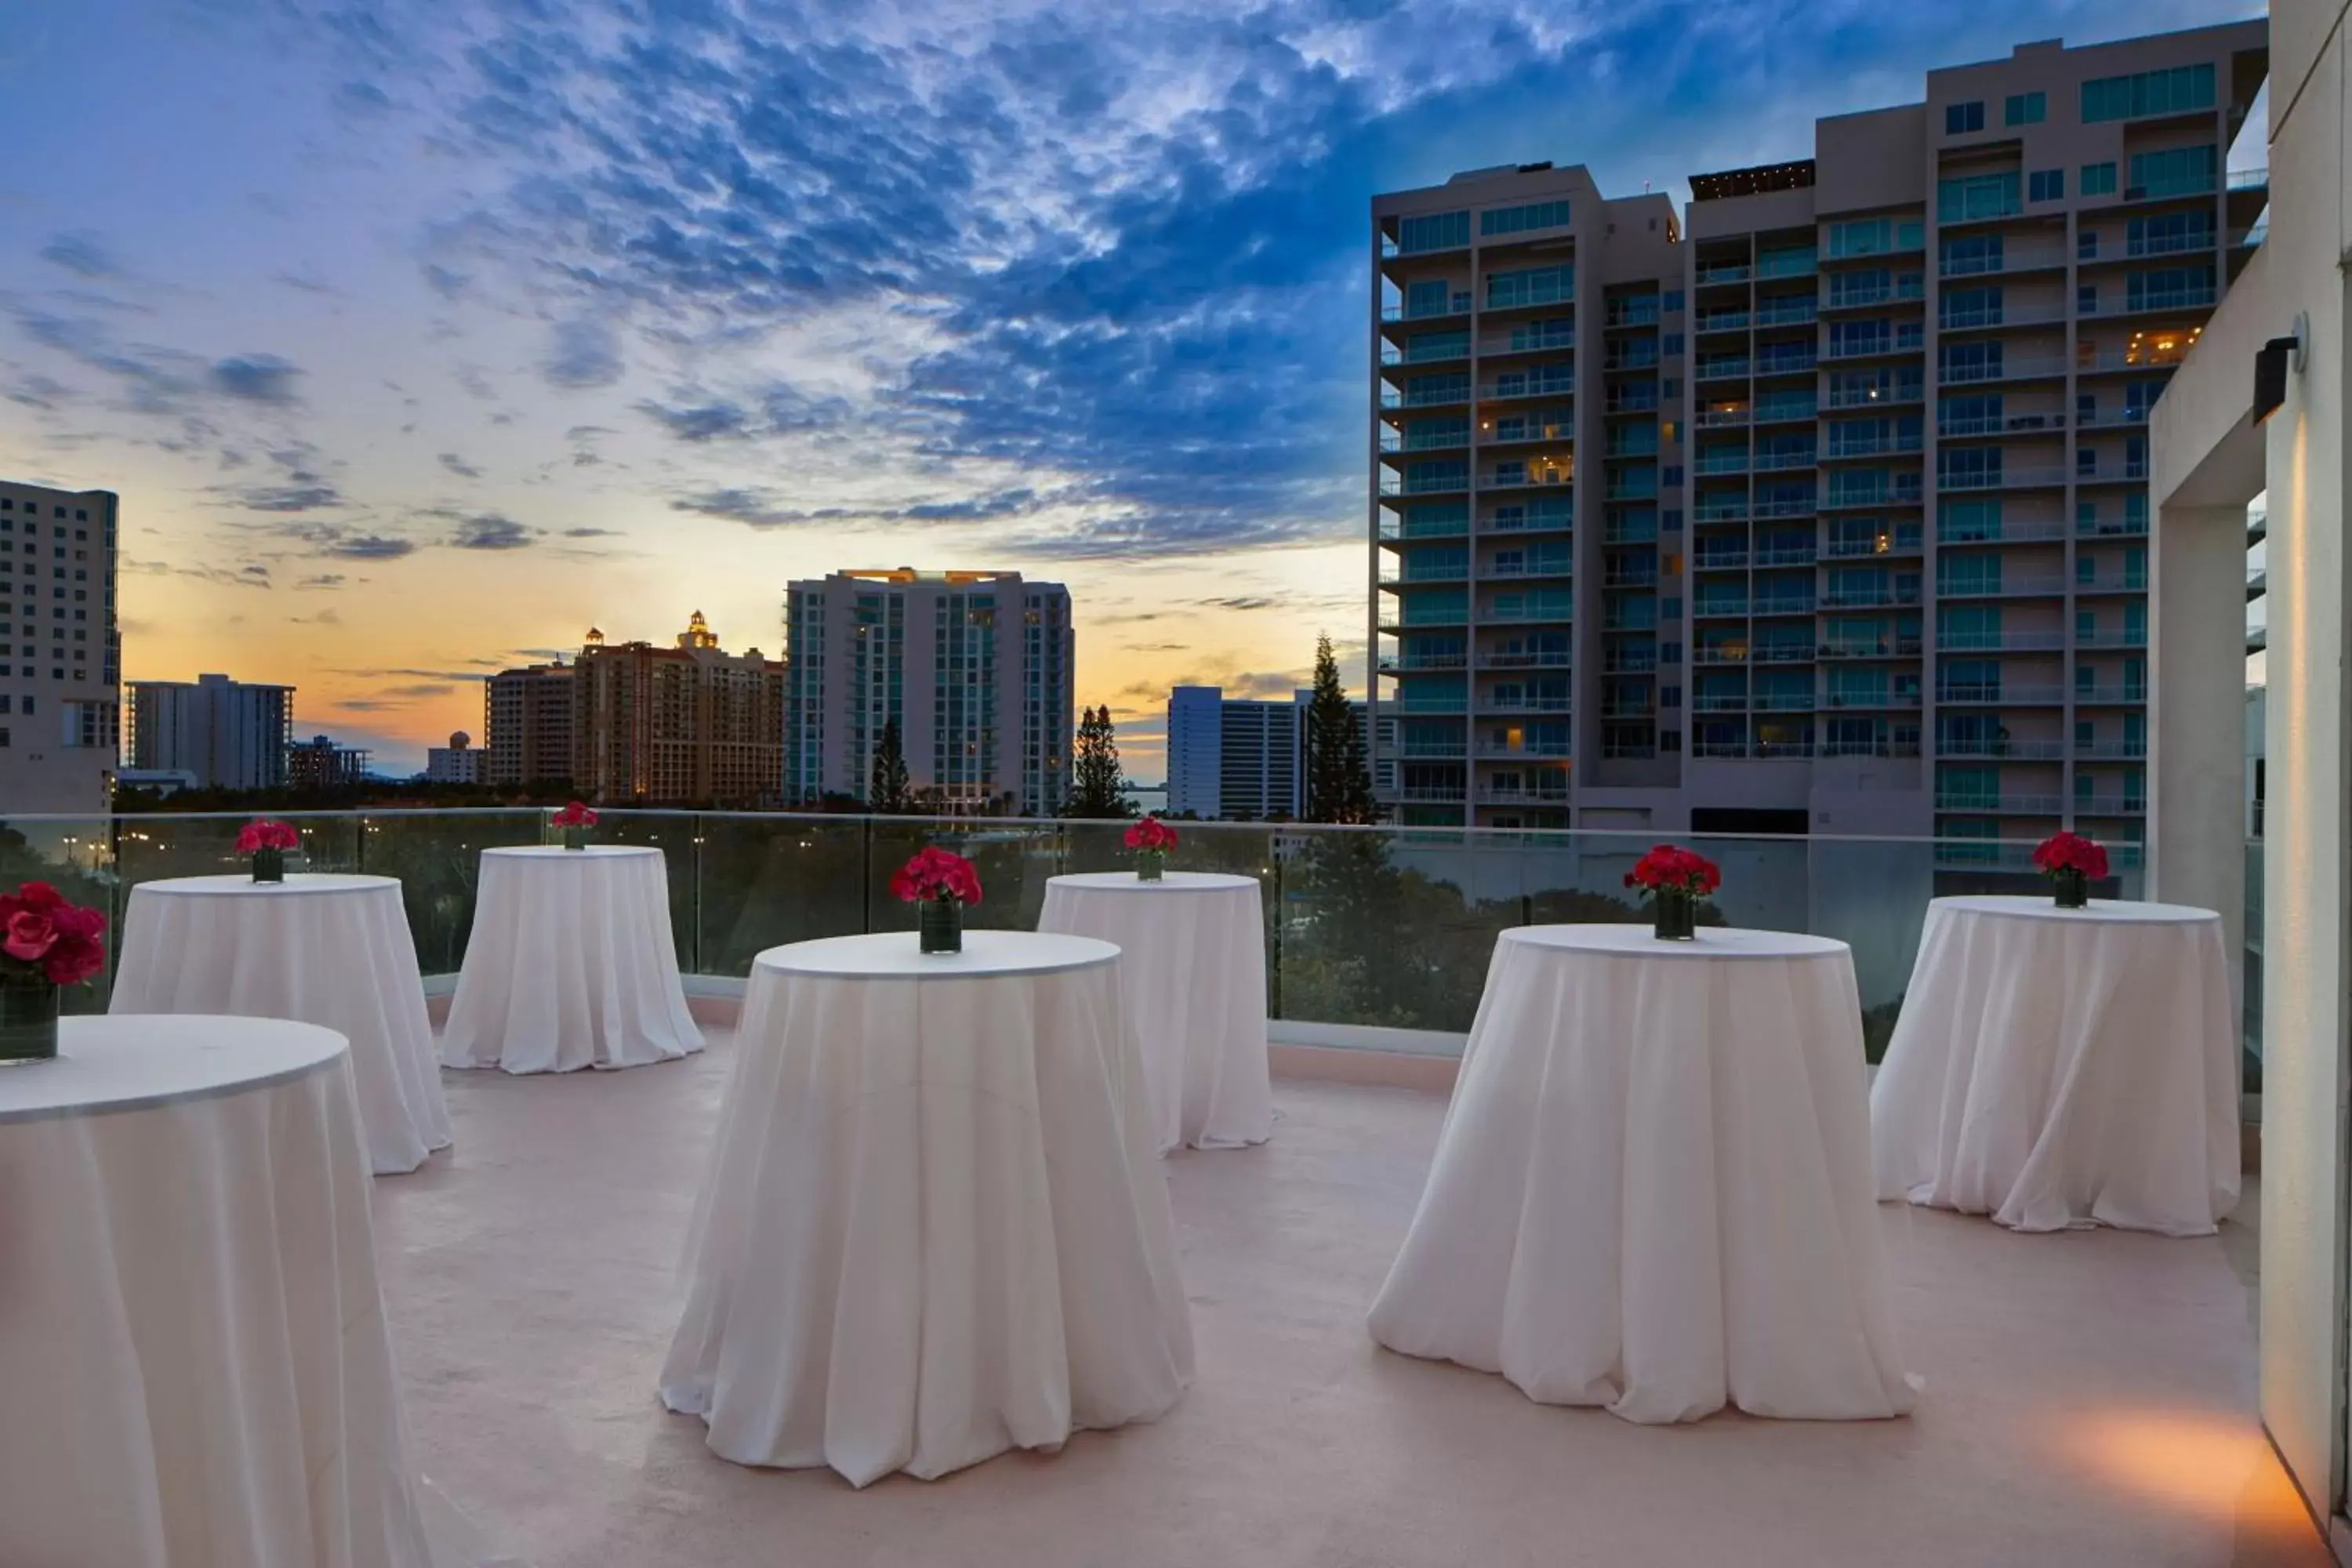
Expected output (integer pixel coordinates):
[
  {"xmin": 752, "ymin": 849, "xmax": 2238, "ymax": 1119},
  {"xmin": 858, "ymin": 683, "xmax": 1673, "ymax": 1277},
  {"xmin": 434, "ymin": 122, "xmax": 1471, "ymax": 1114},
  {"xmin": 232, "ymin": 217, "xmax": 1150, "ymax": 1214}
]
[
  {"xmin": 2076, "ymin": 684, "xmax": 2149, "ymax": 704},
  {"xmin": 1693, "ymin": 645, "xmax": 1749, "ymax": 665},
  {"xmin": 1935, "ymin": 574, "xmax": 2068, "ymax": 599},
  {"xmin": 1940, "ymin": 411, "xmax": 2069, "ymax": 438},
  {"xmin": 1825, "ymin": 535, "xmax": 1925, "ymax": 558},
  {"xmin": 1486, "ymin": 558, "xmax": 1573, "ymax": 580},
  {"xmin": 1938, "ymin": 683, "xmax": 2067, "ymax": 705},
  {"xmin": 1695, "ymin": 408, "xmax": 1751, "ymax": 428},
  {"xmin": 1936, "ymin": 466, "xmax": 2069, "ymax": 493},
  {"xmin": 1695, "ymin": 358, "xmax": 1751, "ymax": 382},
  {"xmin": 2077, "ymin": 627, "xmax": 2151, "ymax": 649},
  {"xmin": 1939, "ymin": 630, "xmax": 2067, "ymax": 652},
  {"xmin": 1753, "ymin": 300, "xmax": 1819, "ymax": 328},
  {"xmin": 1377, "ymin": 651, "xmax": 1468, "ymax": 671},
  {"xmin": 18, "ymin": 805, "xmax": 2314, "ymax": 1568},
  {"xmin": 1820, "ymin": 738, "xmax": 1924, "ymax": 757},
  {"xmin": 1935, "ymin": 792, "xmax": 2067, "ymax": 814},
  {"xmin": 1478, "ymin": 376, "xmax": 1575, "ymax": 402},
  {"xmin": 1695, "ymin": 310, "xmax": 1751, "ymax": 334},
  {"xmin": 2075, "ymin": 797, "xmax": 2150, "ymax": 817},
  {"xmin": 1695, "ymin": 262, "xmax": 1752, "ymax": 285},
  {"xmin": 1379, "ymin": 564, "xmax": 1470, "ymax": 587},
  {"xmin": 1940, "ymin": 738, "xmax": 2067, "ymax": 760},
  {"xmin": 1939, "ymin": 358, "xmax": 2069, "ymax": 387},
  {"xmin": 1824, "ymin": 384, "xmax": 1924, "ymax": 410},
  {"xmin": 1477, "ymin": 648, "xmax": 1573, "ymax": 669},
  {"xmin": 1693, "ymin": 500, "xmax": 1751, "ymax": 524},
  {"xmin": 1379, "ymin": 516, "xmax": 1470, "ymax": 542},
  {"xmin": 1820, "ymin": 690, "xmax": 1923, "ymax": 710},
  {"xmin": 1938, "ymin": 242, "xmax": 2070, "ymax": 278},
  {"xmin": 1755, "ymin": 546, "xmax": 1817, "ymax": 567},
  {"xmin": 2075, "ymin": 739, "xmax": 2149, "ymax": 760},
  {"xmin": 1755, "ymin": 352, "xmax": 1820, "ymax": 377}
]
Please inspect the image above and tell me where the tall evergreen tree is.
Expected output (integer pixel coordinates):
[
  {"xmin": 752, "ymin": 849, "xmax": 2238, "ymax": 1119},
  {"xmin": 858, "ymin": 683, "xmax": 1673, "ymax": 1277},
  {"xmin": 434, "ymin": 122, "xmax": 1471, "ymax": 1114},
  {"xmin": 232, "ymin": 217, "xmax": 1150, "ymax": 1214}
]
[
  {"xmin": 1304, "ymin": 634, "xmax": 1375, "ymax": 824},
  {"xmin": 1065, "ymin": 705, "xmax": 1134, "ymax": 818},
  {"xmin": 868, "ymin": 717, "xmax": 912, "ymax": 814}
]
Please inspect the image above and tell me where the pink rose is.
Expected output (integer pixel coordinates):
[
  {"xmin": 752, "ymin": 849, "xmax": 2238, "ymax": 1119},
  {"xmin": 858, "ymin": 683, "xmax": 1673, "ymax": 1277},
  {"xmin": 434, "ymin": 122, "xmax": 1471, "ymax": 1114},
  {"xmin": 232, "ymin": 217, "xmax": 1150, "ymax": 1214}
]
[{"xmin": 5, "ymin": 909, "xmax": 56, "ymax": 962}]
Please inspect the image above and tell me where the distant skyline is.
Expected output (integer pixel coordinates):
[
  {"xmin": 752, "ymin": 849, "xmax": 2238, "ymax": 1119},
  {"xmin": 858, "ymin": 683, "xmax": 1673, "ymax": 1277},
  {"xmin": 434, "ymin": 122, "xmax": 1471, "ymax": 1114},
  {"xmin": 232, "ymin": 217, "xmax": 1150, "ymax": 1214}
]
[{"xmin": 0, "ymin": 0, "xmax": 2261, "ymax": 775}]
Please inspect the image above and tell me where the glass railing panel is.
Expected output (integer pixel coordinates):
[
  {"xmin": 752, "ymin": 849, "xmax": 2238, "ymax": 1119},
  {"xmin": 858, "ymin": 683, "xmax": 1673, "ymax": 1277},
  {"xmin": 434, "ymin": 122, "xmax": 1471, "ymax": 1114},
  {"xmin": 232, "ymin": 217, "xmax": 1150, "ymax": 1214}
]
[
  {"xmin": 593, "ymin": 808, "xmax": 705, "ymax": 973},
  {"xmin": 0, "ymin": 815, "xmax": 121, "ymax": 1011},
  {"xmin": 691, "ymin": 813, "xmax": 873, "ymax": 976},
  {"xmin": 354, "ymin": 809, "xmax": 542, "ymax": 977}
]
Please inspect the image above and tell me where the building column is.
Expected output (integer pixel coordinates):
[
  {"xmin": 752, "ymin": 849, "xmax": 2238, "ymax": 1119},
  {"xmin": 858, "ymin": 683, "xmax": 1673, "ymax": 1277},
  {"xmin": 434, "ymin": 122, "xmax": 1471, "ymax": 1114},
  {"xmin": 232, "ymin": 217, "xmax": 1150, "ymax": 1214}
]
[{"xmin": 2148, "ymin": 501, "xmax": 2247, "ymax": 969}]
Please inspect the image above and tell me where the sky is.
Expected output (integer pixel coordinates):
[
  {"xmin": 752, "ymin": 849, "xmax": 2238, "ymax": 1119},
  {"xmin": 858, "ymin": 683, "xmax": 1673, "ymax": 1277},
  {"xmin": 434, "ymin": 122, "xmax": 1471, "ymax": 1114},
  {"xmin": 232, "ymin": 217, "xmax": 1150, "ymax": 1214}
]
[{"xmin": 0, "ymin": 0, "xmax": 2263, "ymax": 778}]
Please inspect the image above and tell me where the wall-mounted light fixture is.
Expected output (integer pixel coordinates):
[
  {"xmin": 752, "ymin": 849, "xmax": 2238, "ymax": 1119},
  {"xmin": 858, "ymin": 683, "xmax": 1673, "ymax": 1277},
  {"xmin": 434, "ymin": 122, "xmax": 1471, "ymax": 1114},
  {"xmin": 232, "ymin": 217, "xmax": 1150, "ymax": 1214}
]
[{"xmin": 2254, "ymin": 312, "xmax": 2309, "ymax": 425}]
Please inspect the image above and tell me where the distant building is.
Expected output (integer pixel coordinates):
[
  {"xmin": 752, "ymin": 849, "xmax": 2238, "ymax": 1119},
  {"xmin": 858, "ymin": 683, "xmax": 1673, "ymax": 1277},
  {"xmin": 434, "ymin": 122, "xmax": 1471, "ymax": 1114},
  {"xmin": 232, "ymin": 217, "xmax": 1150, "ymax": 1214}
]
[
  {"xmin": 426, "ymin": 730, "xmax": 485, "ymax": 784},
  {"xmin": 1165, "ymin": 685, "xmax": 1374, "ymax": 819},
  {"xmin": 571, "ymin": 612, "xmax": 787, "ymax": 804},
  {"xmin": 128, "ymin": 673, "xmax": 292, "ymax": 791},
  {"xmin": 285, "ymin": 733, "xmax": 369, "ymax": 790},
  {"xmin": 114, "ymin": 767, "xmax": 197, "ymax": 797},
  {"xmin": 484, "ymin": 660, "xmax": 575, "ymax": 786},
  {"xmin": 0, "ymin": 479, "xmax": 119, "ymax": 811},
  {"xmin": 784, "ymin": 570, "xmax": 1073, "ymax": 814}
]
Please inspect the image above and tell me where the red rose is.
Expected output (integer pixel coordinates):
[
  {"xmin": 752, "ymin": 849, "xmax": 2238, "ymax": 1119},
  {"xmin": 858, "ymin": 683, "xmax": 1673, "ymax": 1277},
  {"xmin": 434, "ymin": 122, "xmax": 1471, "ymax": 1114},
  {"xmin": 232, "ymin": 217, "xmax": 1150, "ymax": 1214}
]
[
  {"xmin": 42, "ymin": 931, "xmax": 102, "ymax": 987},
  {"xmin": 15, "ymin": 881, "xmax": 64, "ymax": 912},
  {"xmin": 3, "ymin": 909, "xmax": 55, "ymax": 961}
]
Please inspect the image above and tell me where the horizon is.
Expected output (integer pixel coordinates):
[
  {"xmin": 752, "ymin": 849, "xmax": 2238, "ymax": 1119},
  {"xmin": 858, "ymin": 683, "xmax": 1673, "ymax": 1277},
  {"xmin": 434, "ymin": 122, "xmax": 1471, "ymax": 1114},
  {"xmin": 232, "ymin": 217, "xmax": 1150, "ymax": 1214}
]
[{"xmin": 0, "ymin": 0, "xmax": 2260, "ymax": 777}]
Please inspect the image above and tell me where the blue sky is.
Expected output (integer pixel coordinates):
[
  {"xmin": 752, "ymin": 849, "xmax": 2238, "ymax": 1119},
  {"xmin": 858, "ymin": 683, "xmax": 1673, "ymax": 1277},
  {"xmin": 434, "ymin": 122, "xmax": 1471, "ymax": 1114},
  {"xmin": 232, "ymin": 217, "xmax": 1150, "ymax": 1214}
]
[{"xmin": 0, "ymin": 0, "xmax": 2262, "ymax": 775}]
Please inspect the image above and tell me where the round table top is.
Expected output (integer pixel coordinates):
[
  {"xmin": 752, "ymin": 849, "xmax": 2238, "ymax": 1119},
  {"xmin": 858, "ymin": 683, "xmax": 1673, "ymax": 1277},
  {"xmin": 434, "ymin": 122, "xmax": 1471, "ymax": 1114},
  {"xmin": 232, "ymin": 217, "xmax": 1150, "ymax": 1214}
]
[
  {"xmin": 1503, "ymin": 924, "xmax": 1852, "ymax": 962},
  {"xmin": 756, "ymin": 929, "xmax": 1120, "ymax": 982},
  {"xmin": 129, "ymin": 873, "xmax": 397, "ymax": 898},
  {"xmin": 483, "ymin": 844, "xmax": 662, "ymax": 862},
  {"xmin": 0, "ymin": 1015, "xmax": 347, "ymax": 1126},
  {"xmin": 1047, "ymin": 871, "xmax": 1260, "ymax": 895},
  {"xmin": 1931, "ymin": 895, "xmax": 2220, "ymax": 925}
]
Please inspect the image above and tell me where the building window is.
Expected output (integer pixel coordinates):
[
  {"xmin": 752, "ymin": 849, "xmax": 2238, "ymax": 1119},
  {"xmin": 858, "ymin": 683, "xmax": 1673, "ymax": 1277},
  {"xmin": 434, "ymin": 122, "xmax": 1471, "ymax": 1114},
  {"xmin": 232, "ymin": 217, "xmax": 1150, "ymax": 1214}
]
[
  {"xmin": 2082, "ymin": 64, "xmax": 2216, "ymax": 123},
  {"xmin": 1944, "ymin": 100, "xmax": 1986, "ymax": 136},
  {"xmin": 2028, "ymin": 169, "xmax": 2064, "ymax": 203},
  {"xmin": 2082, "ymin": 162, "xmax": 2118, "ymax": 196},
  {"xmin": 1397, "ymin": 210, "xmax": 1470, "ymax": 253},
  {"xmin": 1937, "ymin": 172, "xmax": 2021, "ymax": 223},
  {"xmin": 1479, "ymin": 200, "xmax": 1570, "ymax": 238},
  {"xmin": 2005, "ymin": 91, "xmax": 2047, "ymax": 126},
  {"xmin": 2078, "ymin": 283, "xmax": 2099, "ymax": 315}
]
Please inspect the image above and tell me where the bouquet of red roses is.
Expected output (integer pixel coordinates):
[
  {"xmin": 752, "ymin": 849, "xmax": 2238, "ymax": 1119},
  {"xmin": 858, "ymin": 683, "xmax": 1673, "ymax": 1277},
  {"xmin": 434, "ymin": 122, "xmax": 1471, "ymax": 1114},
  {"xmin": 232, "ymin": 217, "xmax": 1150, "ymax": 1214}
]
[
  {"xmin": 0, "ymin": 881, "xmax": 106, "ymax": 986},
  {"xmin": 2031, "ymin": 831, "xmax": 2109, "ymax": 880},
  {"xmin": 1124, "ymin": 816, "xmax": 1178, "ymax": 853},
  {"xmin": 892, "ymin": 847, "xmax": 983, "ymax": 906},
  {"xmin": 234, "ymin": 819, "xmax": 299, "ymax": 855},
  {"xmin": 550, "ymin": 801, "xmax": 599, "ymax": 829},
  {"xmin": 1624, "ymin": 844, "xmax": 1722, "ymax": 896}
]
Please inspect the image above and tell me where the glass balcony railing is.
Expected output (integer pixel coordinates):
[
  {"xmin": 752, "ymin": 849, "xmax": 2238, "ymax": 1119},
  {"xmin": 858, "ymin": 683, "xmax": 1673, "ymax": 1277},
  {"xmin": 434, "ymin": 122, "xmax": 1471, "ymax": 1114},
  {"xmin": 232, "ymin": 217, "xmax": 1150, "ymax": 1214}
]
[{"xmin": 42, "ymin": 809, "xmax": 2194, "ymax": 1068}]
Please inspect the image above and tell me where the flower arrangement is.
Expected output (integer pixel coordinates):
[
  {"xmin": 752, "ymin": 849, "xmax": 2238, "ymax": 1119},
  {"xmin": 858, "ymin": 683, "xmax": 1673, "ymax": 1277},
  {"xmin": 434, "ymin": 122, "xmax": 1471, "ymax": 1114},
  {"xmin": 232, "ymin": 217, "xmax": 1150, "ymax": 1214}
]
[
  {"xmin": 893, "ymin": 847, "xmax": 982, "ymax": 954},
  {"xmin": 1624, "ymin": 844, "xmax": 1722, "ymax": 941},
  {"xmin": 235, "ymin": 818, "xmax": 299, "ymax": 884},
  {"xmin": 0, "ymin": 881, "xmax": 107, "ymax": 1065},
  {"xmin": 2031, "ymin": 831, "xmax": 2108, "ymax": 909},
  {"xmin": 551, "ymin": 800, "xmax": 598, "ymax": 851},
  {"xmin": 1125, "ymin": 815, "xmax": 1178, "ymax": 881}
]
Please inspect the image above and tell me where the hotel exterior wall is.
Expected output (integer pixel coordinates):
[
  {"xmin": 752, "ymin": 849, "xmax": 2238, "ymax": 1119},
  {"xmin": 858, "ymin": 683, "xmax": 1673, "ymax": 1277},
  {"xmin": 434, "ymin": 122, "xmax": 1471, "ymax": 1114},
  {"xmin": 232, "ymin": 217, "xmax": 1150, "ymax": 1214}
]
[{"xmin": 2148, "ymin": 0, "xmax": 2345, "ymax": 1534}]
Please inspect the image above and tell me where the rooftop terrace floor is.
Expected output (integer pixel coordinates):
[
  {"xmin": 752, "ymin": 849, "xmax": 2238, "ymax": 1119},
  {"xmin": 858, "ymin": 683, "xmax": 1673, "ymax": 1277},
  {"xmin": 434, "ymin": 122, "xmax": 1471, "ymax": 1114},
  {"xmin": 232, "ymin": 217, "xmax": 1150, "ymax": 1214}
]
[{"xmin": 378, "ymin": 1027, "xmax": 2328, "ymax": 1567}]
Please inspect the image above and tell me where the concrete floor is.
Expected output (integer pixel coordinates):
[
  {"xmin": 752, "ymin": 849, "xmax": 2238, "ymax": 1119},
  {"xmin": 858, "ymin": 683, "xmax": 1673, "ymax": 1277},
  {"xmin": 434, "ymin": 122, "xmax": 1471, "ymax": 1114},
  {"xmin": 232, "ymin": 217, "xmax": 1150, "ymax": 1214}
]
[{"xmin": 375, "ymin": 1029, "xmax": 2331, "ymax": 1568}]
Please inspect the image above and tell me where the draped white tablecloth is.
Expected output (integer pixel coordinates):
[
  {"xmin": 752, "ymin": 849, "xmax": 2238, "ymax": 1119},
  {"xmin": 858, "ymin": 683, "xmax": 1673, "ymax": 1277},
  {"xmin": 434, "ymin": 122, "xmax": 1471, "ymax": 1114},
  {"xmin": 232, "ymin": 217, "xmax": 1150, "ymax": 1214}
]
[
  {"xmin": 0, "ymin": 1016, "xmax": 436, "ymax": 1567},
  {"xmin": 1871, "ymin": 895, "xmax": 2240, "ymax": 1236},
  {"xmin": 112, "ymin": 873, "xmax": 453, "ymax": 1174},
  {"xmin": 1370, "ymin": 924, "xmax": 1915, "ymax": 1424},
  {"xmin": 441, "ymin": 846, "xmax": 703, "ymax": 1074},
  {"xmin": 659, "ymin": 930, "xmax": 1194, "ymax": 1486},
  {"xmin": 1037, "ymin": 871, "xmax": 1271, "ymax": 1153}
]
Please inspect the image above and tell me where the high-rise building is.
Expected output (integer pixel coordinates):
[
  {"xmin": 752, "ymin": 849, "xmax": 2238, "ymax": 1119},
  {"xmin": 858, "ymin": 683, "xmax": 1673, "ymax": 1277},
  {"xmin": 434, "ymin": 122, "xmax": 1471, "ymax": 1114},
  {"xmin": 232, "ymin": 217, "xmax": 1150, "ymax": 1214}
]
[
  {"xmin": 1165, "ymin": 685, "xmax": 1377, "ymax": 819},
  {"xmin": 570, "ymin": 612, "xmax": 786, "ymax": 804},
  {"xmin": 1370, "ymin": 20, "xmax": 2267, "ymax": 853},
  {"xmin": 285, "ymin": 732, "xmax": 369, "ymax": 790},
  {"xmin": 784, "ymin": 570, "xmax": 1073, "ymax": 815},
  {"xmin": 127, "ymin": 673, "xmax": 292, "ymax": 791},
  {"xmin": 0, "ymin": 480, "xmax": 118, "ymax": 811},
  {"xmin": 425, "ymin": 731, "xmax": 485, "ymax": 784},
  {"xmin": 483, "ymin": 660, "xmax": 575, "ymax": 786}
]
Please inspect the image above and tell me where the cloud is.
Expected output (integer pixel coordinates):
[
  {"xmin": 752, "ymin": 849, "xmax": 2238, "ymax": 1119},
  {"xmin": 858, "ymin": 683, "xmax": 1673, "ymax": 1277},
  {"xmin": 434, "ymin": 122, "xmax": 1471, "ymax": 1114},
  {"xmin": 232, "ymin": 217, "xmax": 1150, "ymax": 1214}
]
[
  {"xmin": 298, "ymin": 572, "xmax": 347, "ymax": 588},
  {"xmin": 1200, "ymin": 596, "xmax": 1276, "ymax": 612},
  {"xmin": 209, "ymin": 354, "xmax": 301, "ymax": 403},
  {"xmin": 541, "ymin": 317, "xmax": 622, "ymax": 388},
  {"xmin": 563, "ymin": 526, "xmax": 617, "ymax": 537},
  {"xmin": 448, "ymin": 512, "xmax": 534, "ymax": 550},
  {"xmin": 39, "ymin": 232, "xmax": 117, "ymax": 279},
  {"xmin": 635, "ymin": 397, "xmax": 747, "ymax": 441},
  {"xmin": 236, "ymin": 483, "xmax": 343, "ymax": 513},
  {"xmin": 437, "ymin": 452, "xmax": 484, "ymax": 478},
  {"xmin": 320, "ymin": 533, "xmax": 417, "ymax": 560}
]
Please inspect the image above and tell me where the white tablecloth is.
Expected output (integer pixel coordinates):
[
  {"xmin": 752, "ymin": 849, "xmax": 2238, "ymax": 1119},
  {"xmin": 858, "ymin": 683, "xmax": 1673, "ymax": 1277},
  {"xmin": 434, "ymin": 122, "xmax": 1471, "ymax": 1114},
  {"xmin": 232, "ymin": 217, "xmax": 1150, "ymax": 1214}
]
[
  {"xmin": 1369, "ymin": 924, "xmax": 1915, "ymax": 1424},
  {"xmin": 1038, "ymin": 871, "xmax": 1272, "ymax": 1152},
  {"xmin": 1871, "ymin": 895, "xmax": 2241, "ymax": 1236},
  {"xmin": 0, "ymin": 1016, "xmax": 434, "ymax": 1567},
  {"xmin": 659, "ymin": 930, "xmax": 1194, "ymax": 1486},
  {"xmin": 441, "ymin": 846, "xmax": 703, "ymax": 1074},
  {"xmin": 112, "ymin": 873, "xmax": 453, "ymax": 1174}
]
